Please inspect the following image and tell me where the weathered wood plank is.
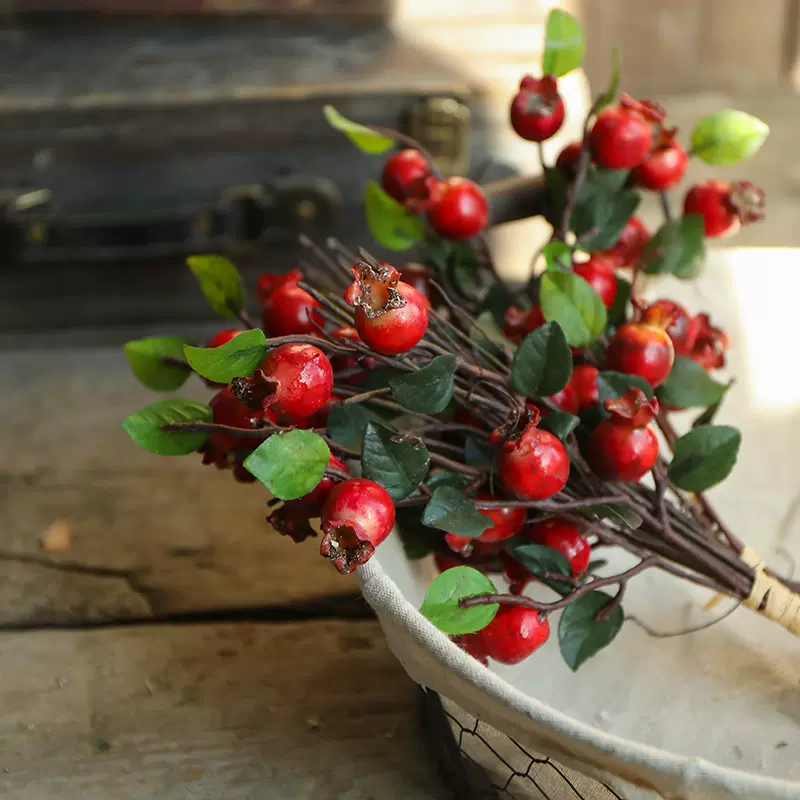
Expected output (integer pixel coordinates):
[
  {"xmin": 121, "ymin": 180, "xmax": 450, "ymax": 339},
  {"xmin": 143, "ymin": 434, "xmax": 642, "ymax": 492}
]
[{"xmin": 0, "ymin": 621, "xmax": 449, "ymax": 799}]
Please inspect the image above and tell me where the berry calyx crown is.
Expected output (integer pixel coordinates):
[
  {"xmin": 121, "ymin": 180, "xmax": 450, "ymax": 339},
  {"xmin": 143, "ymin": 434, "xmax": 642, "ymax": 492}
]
[
  {"xmin": 604, "ymin": 388, "xmax": 659, "ymax": 428},
  {"xmin": 620, "ymin": 93, "xmax": 666, "ymax": 125},
  {"xmin": 231, "ymin": 369, "xmax": 279, "ymax": 413},
  {"xmin": 517, "ymin": 74, "xmax": 561, "ymax": 115},
  {"xmin": 344, "ymin": 261, "xmax": 408, "ymax": 319},
  {"xmin": 729, "ymin": 180, "xmax": 766, "ymax": 224}
]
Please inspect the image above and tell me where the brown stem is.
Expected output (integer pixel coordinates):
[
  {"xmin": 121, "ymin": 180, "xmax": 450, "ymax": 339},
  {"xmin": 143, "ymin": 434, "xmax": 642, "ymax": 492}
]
[
  {"xmin": 473, "ymin": 495, "xmax": 628, "ymax": 511},
  {"xmin": 341, "ymin": 387, "xmax": 391, "ymax": 405}
]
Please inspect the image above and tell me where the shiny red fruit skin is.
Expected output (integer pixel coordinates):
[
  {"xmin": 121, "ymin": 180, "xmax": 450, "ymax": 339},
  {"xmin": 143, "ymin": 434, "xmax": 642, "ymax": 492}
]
[
  {"xmin": 607, "ymin": 323, "xmax": 675, "ymax": 388},
  {"xmin": 452, "ymin": 633, "xmax": 489, "ymax": 666},
  {"xmin": 355, "ymin": 281, "xmax": 429, "ymax": 355},
  {"xmin": 571, "ymin": 365, "xmax": 599, "ymax": 410},
  {"xmin": 509, "ymin": 76, "xmax": 565, "ymax": 143},
  {"xmin": 574, "ymin": 256, "xmax": 618, "ymax": 308},
  {"xmin": 498, "ymin": 423, "xmax": 570, "ymax": 501},
  {"xmin": 547, "ymin": 382, "xmax": 580, "ymax": 415},
  {"xmin": 632, "ymin": 140, "xmax": 688, "ymax": 191},
  {"xmin": 478, "ymin": 605, "xmax": 550, "ymax": 665},
  {"xmin": 601, "ymin": 216, "xmax": 651, "ymax": 268},
  {"xmin": 525, "ymin": 518, "xmax": 590, "ymax": 575},
  {"xmin": 683, "ymin": 180, "xmax": 739, "ymax": 238},
  {"xmin": 503, "ymin": 305, "xmax": 545, "ymax": 343},
  {"xmin": 206, "ymin": 328, "xmax": 247, "ymax": 348},
  {"xmin": 445, "ymin": 493, "xmax": 527, "ymax": 554},
  {"xmin": 590, "ymin": 107, "xmax": 654, "ymax": 170},
  {"xmin": 381, "ymin": 149, "xmax": 431, "ymax": 204},
  {"xmin": 645, "ymin": 300, "xmax": 696, "ymax": 357},
  {"xmin": 261, "ymin": 343, "xmax": 333, "ymax": 417},
  {"xmin": 260, "ymin": 281, "xmax": 323, "ymax": 336},
  {"xmin": 320, "ymin": 478, "xmax": 395, "ymax": 574},
  {"xmin": 589, "ymin": 417, "xmax": 659, "ymax": 482},
  {"xmin": 556, "ymin": 142, "xmax": 583, "ymax": 176},
  {"xmin": 428, "ymin": 178, "xmax": 488, "ymax": 240},
  {"xmin": 208, "ymin": 386, "xmax": 264, "ymax": 454}
]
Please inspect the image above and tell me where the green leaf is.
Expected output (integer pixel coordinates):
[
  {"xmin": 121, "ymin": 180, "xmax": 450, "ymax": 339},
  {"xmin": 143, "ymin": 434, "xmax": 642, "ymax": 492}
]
[
  {"xmin": 186, "ymin": 255, "xmax": 244, "ymax": 319},
  {"xmin": 607, "ymin": 276, "xmax": 632, "ymax": 328},
  {"xmin": 481, "ymin": 281, "xmax": 517, "ymax": 328},
  {"xmin": 470, "ymin": 310, "xmax": 515, "ymax": 365},
  {"xmin": 571, "ymin": 180, "xmax": 640, "ymax": 252},
  {"xmin": 642, "ymin": 215, "xmax": 705, "ymax": 279},
  {"xmin": 122, "ymin": 399, "xmax": 212, "ymax": 456},
  {"xmin": 464, "ymin": 437, "xmax": 495, "ymax": 470},
  {"xmin": 578, "ymin": 502, "xmax": 643, "ymax": 530},
  {"xmin": 327, "ymin": 403, "xmax": 385, "ymax": 451},
  {"xmin": 123, "ymin": 336, "xmax": 192, "ymax": 392},
  {"xmin": 590, "ymin": 165, "xmax": 629, "ymax": 192},
  {"xmin": 362, "ymin": 422, "xmax": 430, "ymax": 500},
  {"xmin": 587, "ymin": 559, "xmax": 608, "ymax": 573},
  {"xmin": 420, "ymin": 566, "xmax": 499, "ymax": 636},
  {"xmin": 506, "ymin": 541, "xmax": 572, "ymax": 578},
  {"xmin": 389, "ymin": 355, "xmax": 456, "ymax": 414},
  {"xmin": 596, "ymin": 371, "xmax": 654, "ymax": 404},
  {"xmin": 422, "ymin": 487, "xmax": 493, "ymax": 538},
  {"xmin": 558, "ymin": 590, "xmax": 624, "ymax": 671},
  {"xmin": 692, "ymin": 379, "xmax": 734, "ymax": 429},
  {"xmin": 396, "ymin": 507, "xmax": 442, "ymax": 559},
  {"xmin": 542, "ymin": 241, "xmax": 573, "ymax": 271},
  {"xmin": 594, "ymin": 47, "xmax": 621, "ymax": 112},
  {"xmin": 427, "ymin": 471, "xmax": 474, "ymax": 491},
  {"xmin": 668, "ymin": 425, "xmax": 741, "ymax": 492},
  {"xmin": 540, "ymin": 271, "xmax": 607, "ymax": 347},
  {"xmin": 690, "ymin": 109, "xmax": 769, "ymax": 166},
  {"xmin": 322, "ymin": 105, "xmax": 395, "ymax": 155},
  {"xmin": 354, "ymin": 367, "xmax": 402, "ymax": 391},
  {"xmin": 364, "ymin": 180, "xmax": 425, "ymax": 251},
  {"xmin": 538, "ymin": 410, "xmax": 580, "ymax": 442},
  {"xmin": 511, "ymin": 321, "xmax": 573, "ymax": 397},
  {"xmin": 243, "ymin": 429, "xmax": 330, "ymax": 500},
  {"xmin": 541, "ymin": 9, "xmax": 584, "ymax": 78},
  {"xmin": 658, "ymin": 357, "xmax": 727, "ymax": 409},
  {"xmin": 182, "ymin": 328, "xmax": 268, "ymax": 384}
]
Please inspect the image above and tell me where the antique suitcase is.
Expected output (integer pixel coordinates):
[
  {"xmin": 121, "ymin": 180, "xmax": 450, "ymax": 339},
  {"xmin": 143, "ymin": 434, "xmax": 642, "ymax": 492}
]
[{"xmin": 0, "ymin": 13, "xmax": 504, "ymax": 339}]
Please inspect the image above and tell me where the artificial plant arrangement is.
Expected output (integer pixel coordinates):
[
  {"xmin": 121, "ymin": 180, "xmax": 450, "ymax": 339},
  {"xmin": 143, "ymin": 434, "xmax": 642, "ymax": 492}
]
[{"xmin": 121, "ymin": 10, "xmax": 798, "ymax": 672}]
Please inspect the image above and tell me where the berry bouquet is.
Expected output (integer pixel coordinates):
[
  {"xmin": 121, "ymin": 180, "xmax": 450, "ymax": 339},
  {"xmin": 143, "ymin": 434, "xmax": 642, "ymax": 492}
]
[{"xmin": 121, "ymin": 10, "xmax": 798, "ymax": 674}]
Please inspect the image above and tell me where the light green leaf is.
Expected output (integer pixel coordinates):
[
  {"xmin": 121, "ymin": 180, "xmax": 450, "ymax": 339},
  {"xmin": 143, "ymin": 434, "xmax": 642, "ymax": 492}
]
[
  {"xmin": 122, "ymin": 399, "xmax": 212, "ymax": 456},
  {"xmin": 542, "ymin": 9, "xmax": 585, "ymax": 78},
  {"xmin": 183, "ymin": 328, "xmax": 268, "ymax": 383},
  {"xmin": 540, "ymin": 271, "xmax": 607, "ymax": 347},
  {"xmin": 186, "ymin": 254, "xmax": 244, "ymax": 319},
  {"xmin": 323, "ymin": 105, "xmax": 395, "ymax": 155},
  {"xmin": 691, "ymin": 109, "xmax": 769, "ymax": 166},
  {"xmin": 594, "ymin": 47, "xmax": 621, "ymax": 112},
  {"xmin": 124, "ymin": 336, "xmax": 192, "ymax": 392},
  {"xmin": 420, "ymin": 566, "xmax": 499, "ymax": 635},
  {"xmin": 364, "ymin": 180, "xmax": 425, "ymax": 251}
]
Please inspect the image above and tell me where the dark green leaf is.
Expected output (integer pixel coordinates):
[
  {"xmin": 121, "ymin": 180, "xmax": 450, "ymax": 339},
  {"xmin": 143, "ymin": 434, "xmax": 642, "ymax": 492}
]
[
  {"xmin": 422, "ymin": 487, "xmax": 493, "ymax": 538},
  {"xmin": 543, "ymin": 167, "xmax": 569, "ymax": 228},
  {"xmin": 596, "ymin": 371, "xmax": 654, "ymax": 404},
  {"xmin": 364, "ymin": 180, "xmax": 425, "ymax": 251},
  {"xmin": 586, "ymin": 559, "xmax": 608, "ymax": 573},
  {"xmin": 540, "ymin": 271, "xmax": 607, "ymax": 347},
  {"xmin": 590, "ymin": 165, "xmax": 629, "ymax": 192},
  {"xmin": 542, "ymin": 241, "xmax": 572, "ymax": 271},
  {"xmin": 464, "ymin": 437, "xmax": 495, "ymax": 470},
  {"xmin": 243, "ymin": 429, "xmax": 330, "ymax": 500},
  {"xmin": 642, "ymin": 215, "xmax": 706, "ymax": 279},
  {"xmin": 538, "ymin": 410, "xmax": 580, "ymax": 442},
  {"xmin": 690, "ymin": 109, "xmax": 769, "ymax": 166},
  {"xmin": 594, "ymin": 47, "xmax": 621, "ymax": 112},
  {"xmin": 578, "ymin": 502, "xmax": 643, "ymax": 530},
  {"xmin": 692, "ymin": 380, "xmax": 734, "ymax": 428},
  {"xmin": 420, "ymin": 566, "xmax": 499, "ymax": 635},
  {"xmin": 482, "ymin": 281, "xmax": 517, "ymax": 328},
  {"xmin": 607, "ymin": 276, "xmax": 632, "ymax": 328},
  {"xmin": 572, "ymin": 182, "xmax": 640, "ymax": 252},
  {"xmin": 122, "ymin": 399, "xmax": 212, "ymax": 456},
  {"xmin": 541, "ymin": 9, "xmax": 584, "ymax": 78},
  {"xmin": 511, "ymin": 321, "xmax": 573, "ymax": 397},
  {"xmin": 506, "ymin": 541, "xmax": 572, "ymax": 578},
  {"xmin": 389, "ymin": 355, "xmax": 457, "ymax": 414},
  {"xmin": 327, "ymin": 403, "xmax": 385, "ymax": 450},
  {"xmin": 396, "ymin": 507, "xmax": 442, "ymax": 559},
  {"xmin": 183, "ymin": 328, "xmax": 268, "ymax": 384},
  {"xmin": 361, "ymin": 422, "xmax": 430, "ymax": 500},
  {"xmin": 658, "ymin": 357, "xmax": 727, "ymax": 409},
  {"xmin": 427, "ymin": 471, "xmax": 474, "ymax": 491},
  {"xmin": 186, "ymin": 255, "xmax": 244, "ymax": 319},
  {"xmin": 668, "ymin": 425, "xmax": 741, "ymax": 492},
  {"xmin": 123, "ymin": 336, "xmax": 192, "ymax": 392},
  {"xmin": 355, "ymin": 367, "xmax": 402, "ymax": 391},
  {"xmin": 322, "ymin": 105, "xmax": 395, "ymax": 155},
  {"xmin": 558, "ymin": 590, "xmax": 624, "ymax": 671}
]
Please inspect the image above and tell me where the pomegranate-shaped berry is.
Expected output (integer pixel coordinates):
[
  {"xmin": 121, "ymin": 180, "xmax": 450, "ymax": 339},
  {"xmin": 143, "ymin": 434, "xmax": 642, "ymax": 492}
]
[
  {"xmin": 444, "ymin": 493, "xmax": 527, "ymax": 555},
  {"xmin": 344, "ymin": 261, "xmax": 429, "ymax": 355},
  {"xmin": 590, "ymin": 94, "xmax": 664, "ymax": 170},
  {"xmin": 571, "ymin": 364, "xmax": 599, "ymax": 410},
  {"xmin": 690, "ymin": 313, "xmax": 731, "ymax": 371},
  {"xmin": 683, "ymin": 179, "xmax": 765, "ymax": 238},
  {"xmin": 268, "ymin": 501, "xmax": 318, "ymax": 544},
  {"xmin": 503, "ymin": 305, "xmax": 545, "ymax": 344},
  {"xmin": 452, "ymin": 633, "xmax": 489, "ymax": 666},
  {"xmin": 478, "ymin": 605, "xmax": 550, "ymax": 665},
  {"xmin": 644, "ymin": 300, "xmax": 697, "ymax": 357},
  {"xmin": 601, "ymin": 216, "xmax": 651, "ymax": 269},
  {"xmin": 574, "ymin": 255, "xmax": 618, "ymax": 308},
  {"xmin": 525, "ymin": 518, "xmax": 591, "ymax": 575},
  {"xmin": 206, "ymin": 328, "xmax": 247, "ymax": 348},
  {"xmin": 258, "ymin": 269, "xmax": 323, "ymax": 336},
  {"xmin": 251, "ymin": 343, "xmax": 333, "ymax": 418},
  {"xmin": 496, "ymin": 408, "xmax": 570, "ymax": 501},
  {"xmin": 631, "ymin": 127, "xmax": 688, "ymax": 191},
  {"xmin": 607, "ymin": 304, "xmax": 676, "ymax": 388},
  {"xmin": 320, "ymin": 478, "xmax": 395, "ymax": 574},
  {"xmin": 381, "ymin": 148, "xmax": 432, "ymax": 205},
  {"xmin": 588, "ymin": 388, "xmax": 659, "ymax": 482},
  {"xmin": 556, "ymin": 141, "xmax": 583, "ymax": 177},
  {"xmin": 428, "ymin": 177, "xmax": 488, "ymax": 240},
  {"xmin": 509, "ymin": 75, "xmax": 565, "ymax": 143}
]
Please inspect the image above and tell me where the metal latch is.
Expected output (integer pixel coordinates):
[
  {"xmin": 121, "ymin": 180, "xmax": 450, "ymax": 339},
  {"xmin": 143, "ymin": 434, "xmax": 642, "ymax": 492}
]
[{"xmin": 407, "ymin": 97, "xmax": 471, "ymax": 178}]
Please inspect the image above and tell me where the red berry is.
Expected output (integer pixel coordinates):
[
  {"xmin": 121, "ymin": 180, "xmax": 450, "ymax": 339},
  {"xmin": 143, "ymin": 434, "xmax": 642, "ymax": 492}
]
[
  {"xmin": 571, "ymin": 364, "xmax": 599, "ymax": 410},
  {"xmin": 574, "ymin": 255, "xmax": 618, "ymax": 308},
  {"xmin": 601, "ymin": 216, "xmax": 651, "ymax": 269},
  {"xmin": 428, "ymin": 177, "xmax": 488, "ymax": 240},
  {"xmin": 547, "ymin": 382, "xmax": 580, "ymax": 415},
  {"xmin": 299, "ymin": 454, "xmax": 349, "ymax": 512},
  {"xmin": 683, "ymin": 179, "xmax": 765, "ymax": 238},
  {"xmin": 452, "ymin": 633, "xmax": 489, "ymax": 666},
  {"xmin": 381, "ymin": 149, "xmax": 432, "ymax": 204},
  {"xmin": 445, "ymin": 493, "xmax": 526, "ymax": 555},
  {"xmin": 344, "ymin": 261, "xmax": 429, "ymax": 355},
  {"xmin": 556, "ymin": 142, "xmax": 583, "ymax": 177},
  {"xmin": 631, "ymin": 128, "xmax": 688, "ymax": 191},
  {"xmin": 503, "ymin": 305, "xmax": 545, "ymax": 344},
  {"xmin": 320, "ymin": 478, "xmax": 395, "ymax": 574},
  {"xmin": 206, "ymin": 328, "xmax": 247, "ymax": 348},
  {"xmin": 588, "ymin": 388, "xmax": 659, "ymax": 482},
  {"xmin": 260, "ymin": 343, "xmax": 333, "ymax": 417},
  {"xmin": 509, "ymin": 75, "xmax": 565, "ymax": 143},
  {"xmin": 525, "ymin": 518, "xmax": 590, "ymax": 575},
  {"xmin": 259, "ymin": 269, "xmax": 323, "ymax": 336},
  {"xmin": 644, "ymin": 300, "xmax": 697, "ymax": 357},
  {"xmin": 590, "ymin": 94, "xmax": 663, "ymax": 170},
  {"xmin": 690, "ymin": 313, "xmax": 731, "ymax": 371},
  {"xmin": 607, "ymin": 307, "xmax": 675, "ymax": 388},
  {"xmin": 478, "ymin": 605, "xmax": 550, "ymax": 664},
  {"xmin": 496, "ymin": 409, "xmax": 570, "ymax": 501},
  {"xmin": 207, "ymin": 386, "xmax": 265, "ymax": 455}
]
